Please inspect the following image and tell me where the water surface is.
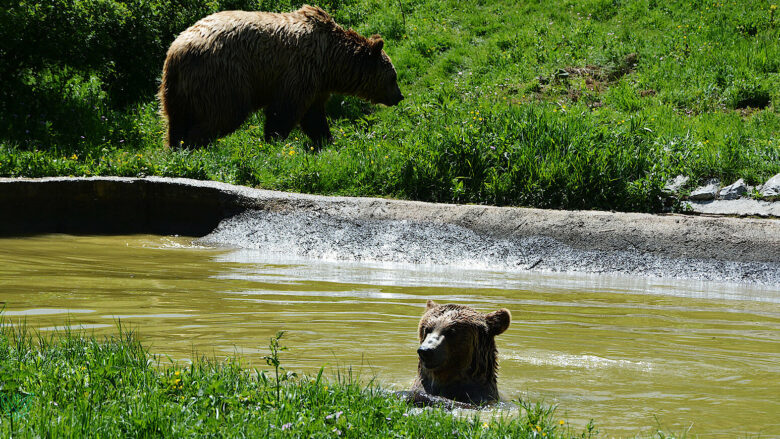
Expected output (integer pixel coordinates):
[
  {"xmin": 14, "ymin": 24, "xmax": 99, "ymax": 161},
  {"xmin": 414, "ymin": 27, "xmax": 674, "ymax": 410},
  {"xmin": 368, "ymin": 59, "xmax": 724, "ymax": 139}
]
[{"xmin": 1, "ymin": 234, "xmax": 779, "ymax": 437}]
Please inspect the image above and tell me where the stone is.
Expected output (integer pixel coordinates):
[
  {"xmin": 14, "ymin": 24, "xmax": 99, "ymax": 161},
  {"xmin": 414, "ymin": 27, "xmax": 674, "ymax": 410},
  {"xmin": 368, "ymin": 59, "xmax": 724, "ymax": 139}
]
[
  {"xmin": 759, "ymin": 173, "xmax": 780, "ymax": 200},
  {"xmin": 664, "ymin": 175, "xmax": 689, "ymax": 194},
  {"xmin": 688, "ymin": 179, "xmax": 720, "ymax": 201},
  {"xmin": 719, "ymin": 179, "xmax": 748, "ymax": 200},
  {"xmin": 687, "ymin": 199, "xmax": 780, "ymax": 217}
]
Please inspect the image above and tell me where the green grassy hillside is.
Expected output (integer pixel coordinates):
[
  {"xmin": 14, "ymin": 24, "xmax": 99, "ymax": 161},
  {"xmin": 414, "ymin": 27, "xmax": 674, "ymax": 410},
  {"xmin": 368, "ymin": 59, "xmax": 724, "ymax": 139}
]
[{"xmin": 1, "ymin": 0, "xmax": 778, "ymax": 212}]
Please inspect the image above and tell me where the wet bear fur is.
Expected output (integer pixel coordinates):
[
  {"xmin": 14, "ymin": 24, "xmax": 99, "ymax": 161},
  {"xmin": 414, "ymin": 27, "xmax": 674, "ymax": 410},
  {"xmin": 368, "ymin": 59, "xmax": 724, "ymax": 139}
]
[
  {"xmin": 410, "ymin": 300, "xmax": 511, "ymax": 405},
  {"xmin": 159, "ymin": 5, "xmax": 403, "ymax": 148}
]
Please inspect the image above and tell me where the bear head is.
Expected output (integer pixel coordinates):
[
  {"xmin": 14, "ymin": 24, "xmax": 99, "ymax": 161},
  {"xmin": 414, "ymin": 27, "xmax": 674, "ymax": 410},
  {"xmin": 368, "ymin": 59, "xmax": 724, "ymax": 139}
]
[
  {"xmin": 415, "ymin": 300, "xmax": 511, "ymax": 404},
  {"xmin": 344, "ymin": 31, "xmax": 403, "ymax": 107},
  {"xmin": 366, "ymin": 36, "xmax": 404, "ymax": 106}
]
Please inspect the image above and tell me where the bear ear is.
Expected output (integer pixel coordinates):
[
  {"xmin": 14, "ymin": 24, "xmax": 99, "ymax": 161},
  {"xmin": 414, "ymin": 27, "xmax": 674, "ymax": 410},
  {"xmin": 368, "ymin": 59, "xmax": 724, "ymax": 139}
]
[
  {"xmin": 486, "ymin": 309, "xmax": 511, "ymax": 336},
  {"xmin": 369, "ymin": 35, "xmax": 384, "ymax": 54},
  {"xmin": 426, "ymin": 299, "xmax": 437, "ymax": 310}
]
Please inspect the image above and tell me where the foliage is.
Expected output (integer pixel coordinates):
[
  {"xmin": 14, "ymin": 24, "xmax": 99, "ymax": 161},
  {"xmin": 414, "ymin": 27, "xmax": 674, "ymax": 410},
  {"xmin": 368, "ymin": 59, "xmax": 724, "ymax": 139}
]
[
  {"xmin": 0, "ymin": 322, "xmax": 596, "ymax": 438},
  {"xmin": 1, "ymin": 0, "xmax": 779, "ymax": 212}
]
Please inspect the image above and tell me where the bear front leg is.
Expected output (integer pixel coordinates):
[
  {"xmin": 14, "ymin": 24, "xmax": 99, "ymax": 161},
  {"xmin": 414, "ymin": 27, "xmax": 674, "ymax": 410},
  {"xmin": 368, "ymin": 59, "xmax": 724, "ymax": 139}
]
[
  {"xmin": 263, "ymin": 103, "xmax": 299, "ymax": 142},
  {"xmin": 300, "ymin": 100, "xmax": 332, "ymax": 150}
]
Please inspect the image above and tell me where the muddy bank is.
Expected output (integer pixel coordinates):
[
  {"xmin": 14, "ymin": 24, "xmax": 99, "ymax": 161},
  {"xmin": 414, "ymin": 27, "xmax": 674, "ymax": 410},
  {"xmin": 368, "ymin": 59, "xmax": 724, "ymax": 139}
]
[{"xmin": 1, "ymin": 176, "xmax": 779, "ymax": 285}]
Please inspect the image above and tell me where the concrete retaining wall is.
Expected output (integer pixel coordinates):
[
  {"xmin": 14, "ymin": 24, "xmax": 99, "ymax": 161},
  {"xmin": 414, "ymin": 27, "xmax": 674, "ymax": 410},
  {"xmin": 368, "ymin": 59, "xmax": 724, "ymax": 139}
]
[{"xmin": 2, "ymin": 176, "xmax": 779, "ymax": 268}]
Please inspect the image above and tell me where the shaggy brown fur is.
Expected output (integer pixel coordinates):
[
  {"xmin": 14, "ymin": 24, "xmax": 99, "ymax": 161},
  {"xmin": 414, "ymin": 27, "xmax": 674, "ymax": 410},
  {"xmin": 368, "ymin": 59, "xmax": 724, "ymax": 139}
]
[
  {"xmin": 159, "ymin": 5, "xmax": 403, "ymax": 148},
  {"xmin": 410, "ymin": 300, "xmax": 511, "ymax": 405}
]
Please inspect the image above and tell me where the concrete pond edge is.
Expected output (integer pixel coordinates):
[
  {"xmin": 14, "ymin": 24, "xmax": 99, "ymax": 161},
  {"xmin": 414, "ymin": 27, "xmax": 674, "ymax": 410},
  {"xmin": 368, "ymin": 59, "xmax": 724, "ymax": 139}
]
[{"xmin": 2, "ymin": 176, "xmax": 779, "ymax": 286}]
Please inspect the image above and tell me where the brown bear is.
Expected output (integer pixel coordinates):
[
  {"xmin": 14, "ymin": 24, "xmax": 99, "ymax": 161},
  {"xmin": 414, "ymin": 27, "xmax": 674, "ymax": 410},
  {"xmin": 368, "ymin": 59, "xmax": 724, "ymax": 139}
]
[
  {"xmin": 409, "ymin": 300, "xmax": 511, "ymax": 406},
  {"xmin": 159, "ymin": 5, "xmax": 403, "ymax": 148}
]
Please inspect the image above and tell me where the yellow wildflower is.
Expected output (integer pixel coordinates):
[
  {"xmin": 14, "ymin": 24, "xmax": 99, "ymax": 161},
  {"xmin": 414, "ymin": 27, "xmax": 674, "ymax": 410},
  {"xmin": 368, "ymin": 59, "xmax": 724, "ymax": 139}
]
[{"xmin": 559, "ymin": 420, "xmax": 565, "ymax": 425}]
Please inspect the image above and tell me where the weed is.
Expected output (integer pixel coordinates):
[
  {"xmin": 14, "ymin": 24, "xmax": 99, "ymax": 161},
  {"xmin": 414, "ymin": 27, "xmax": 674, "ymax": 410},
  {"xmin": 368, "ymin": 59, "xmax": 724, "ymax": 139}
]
[{"xmin": 261, "ymin": 330, "xmax": 297, "ymax": 407}]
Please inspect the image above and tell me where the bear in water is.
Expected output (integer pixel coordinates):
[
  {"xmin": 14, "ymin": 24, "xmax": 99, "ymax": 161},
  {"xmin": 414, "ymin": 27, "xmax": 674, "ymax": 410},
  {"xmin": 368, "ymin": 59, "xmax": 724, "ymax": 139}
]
[
  {"xmin": 407, "ymin": 300, "xmax": 511, "ymax": 407},
  {"xmin": 159, "ymin": 5, "xmax": 403, "ymax": 148}
]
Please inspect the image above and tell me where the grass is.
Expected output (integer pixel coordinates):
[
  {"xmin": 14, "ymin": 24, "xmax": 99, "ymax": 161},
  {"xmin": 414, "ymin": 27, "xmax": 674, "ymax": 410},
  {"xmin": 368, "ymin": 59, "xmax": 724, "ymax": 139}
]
[
  {"xmin": 1, "ymin": 0, "xmax": 779, "ymax": 212},
  {"xmin": 0, "ymin": 322, "xmax": 598, "ymax": 438}
]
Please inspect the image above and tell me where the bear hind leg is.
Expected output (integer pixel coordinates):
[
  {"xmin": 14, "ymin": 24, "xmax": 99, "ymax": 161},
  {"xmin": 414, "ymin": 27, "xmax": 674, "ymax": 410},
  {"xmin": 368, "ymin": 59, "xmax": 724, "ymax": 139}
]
[
  {"xmin": 183, "ymin": 124, "xmax": 215, "ymax": 149},
  {"xmin": 182, "ymin": 108, "xmax": 248, "ymax": 148},
  {"xmin": 166, "ymin": 116, "xmax": 191, "ymax": 149},
  {"xmin": 164, "ymin": 103, "xmax": 213, "ymax": 149},
  {"xmin": 168, "ymin": 118, "xmax": 213, "ymax": 149}
]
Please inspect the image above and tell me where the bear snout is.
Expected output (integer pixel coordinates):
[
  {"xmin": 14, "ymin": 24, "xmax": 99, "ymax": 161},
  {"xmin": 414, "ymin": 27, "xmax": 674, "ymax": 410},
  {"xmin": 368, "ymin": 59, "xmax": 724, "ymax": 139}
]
[
  {"xmin": 380, "ymin": 93, "xmax": 403, "ymax": 107},
  {"xmin": 417, "ymin": 346, "xmax": 441, "ymax": 369},
  {"xmin": 389, "ymin": 92, "xmax": 404, "ymax": 106},
  {"xmin": 417, "ymin": 334, "xmax": 445, "ymax": 369},
  {"xmin": 381, "ymin": 84, "xmax": 404, "ymax": 106}
]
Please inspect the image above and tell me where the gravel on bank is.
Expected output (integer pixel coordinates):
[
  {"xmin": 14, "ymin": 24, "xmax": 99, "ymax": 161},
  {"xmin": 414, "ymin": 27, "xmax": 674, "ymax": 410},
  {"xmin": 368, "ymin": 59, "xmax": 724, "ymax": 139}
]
[{"xmin": 2, "ymin": 176, "xmax": 779, "ymax": 285}]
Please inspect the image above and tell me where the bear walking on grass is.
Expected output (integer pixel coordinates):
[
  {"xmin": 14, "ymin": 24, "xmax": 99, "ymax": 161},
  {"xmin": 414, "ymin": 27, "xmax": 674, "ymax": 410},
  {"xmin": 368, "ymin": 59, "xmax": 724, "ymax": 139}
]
[
  {"xmin": 409, "ymin": 300, "xmax": 511, "ymax": 406},
  {"xmin": 159, "ymin": 5, "xmax": 403, "ymax": 148}
]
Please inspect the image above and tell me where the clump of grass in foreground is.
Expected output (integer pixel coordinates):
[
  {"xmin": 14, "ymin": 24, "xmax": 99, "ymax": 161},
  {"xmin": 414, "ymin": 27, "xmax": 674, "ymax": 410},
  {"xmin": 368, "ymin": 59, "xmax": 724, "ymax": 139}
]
[{"xmin": 0, "ymin": 323, "xmax": 596, "ymax": 438}]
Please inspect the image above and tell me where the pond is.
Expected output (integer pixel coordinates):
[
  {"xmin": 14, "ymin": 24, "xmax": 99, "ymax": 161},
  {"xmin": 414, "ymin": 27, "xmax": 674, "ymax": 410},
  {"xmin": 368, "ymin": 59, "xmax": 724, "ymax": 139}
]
[{"xmin": 1, "ymin": 234, "xmax": 779, "ymax": 437}]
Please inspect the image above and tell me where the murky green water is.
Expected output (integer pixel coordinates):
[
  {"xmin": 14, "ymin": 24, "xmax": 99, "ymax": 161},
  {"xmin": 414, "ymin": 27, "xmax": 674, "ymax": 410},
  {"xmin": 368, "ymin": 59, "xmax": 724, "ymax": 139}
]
[{"xmin": 1, "ymin": 234, "xmax": 779, "ymax": 437}]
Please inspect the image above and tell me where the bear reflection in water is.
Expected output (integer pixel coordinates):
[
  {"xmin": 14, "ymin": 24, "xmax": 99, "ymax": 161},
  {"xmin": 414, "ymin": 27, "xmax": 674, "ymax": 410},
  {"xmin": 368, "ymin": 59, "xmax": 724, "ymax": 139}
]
[{"xmin": 399, "ymin": 300, "xmax": 512, "ymax": 409}]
